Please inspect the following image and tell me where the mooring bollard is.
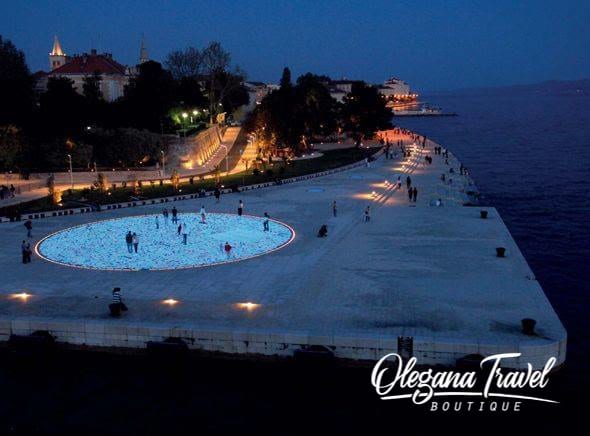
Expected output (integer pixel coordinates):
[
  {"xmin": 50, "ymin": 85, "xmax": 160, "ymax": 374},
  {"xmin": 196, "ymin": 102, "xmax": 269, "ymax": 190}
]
[
  {"xmin": 496, "ymin": 247, "xmax": 506, "ymax": 257},
  {"xmin": 521, "ymin": 318, "xmax": 536, "ymax": 335},
  {"xmin": 480, "ymin": 210, "xmax": 488, "ymax": 219}
]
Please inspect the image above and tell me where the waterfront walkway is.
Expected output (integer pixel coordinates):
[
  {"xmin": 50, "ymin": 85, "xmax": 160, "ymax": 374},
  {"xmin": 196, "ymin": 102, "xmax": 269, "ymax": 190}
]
[{"xmin": 0, "ymin": 130, "xmax": 566, "ymax": 368}]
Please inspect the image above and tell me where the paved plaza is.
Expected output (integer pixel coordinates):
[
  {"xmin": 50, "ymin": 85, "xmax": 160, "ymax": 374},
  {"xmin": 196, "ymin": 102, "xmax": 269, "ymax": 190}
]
[{"xmin": 0, "ymin": 134, "xmax": 566, "ymax": 368}]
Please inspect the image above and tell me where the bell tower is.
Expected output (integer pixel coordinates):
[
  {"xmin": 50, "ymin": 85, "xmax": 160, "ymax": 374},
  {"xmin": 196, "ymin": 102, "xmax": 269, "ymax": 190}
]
[{"xmin": 49, "ymin": 36, "xmax": 66, "ymax": 70}]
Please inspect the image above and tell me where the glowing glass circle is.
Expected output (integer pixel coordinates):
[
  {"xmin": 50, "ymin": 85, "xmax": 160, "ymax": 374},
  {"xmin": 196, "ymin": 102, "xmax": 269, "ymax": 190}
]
[{"xmin": 36, "ymin": 213, "xmax": 295, "ymax": 271}]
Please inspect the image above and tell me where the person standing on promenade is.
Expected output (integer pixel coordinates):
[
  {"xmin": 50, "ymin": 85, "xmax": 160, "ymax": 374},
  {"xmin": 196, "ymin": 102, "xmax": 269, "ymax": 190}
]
[
  {"xmin": 364, "ymin": 206, "xmax": 371, "ymax": 222},
  {"xmin": 408, "ymin": 187, "xmax": 413, "ymax": 202},
  {"xmin": 200, "ymin": 206, "xmax": 206, "ymax": 224},
  {"xmin": 177, "ymin": 223, "xmax": 182, "ymax": 236},
  {"xmin": 21, "ymin": 240, "xmax": 28, "ymax": 264},
  {"xmin": 332, "ymin": 200, "xmax": 337, "ymax": 217},
  {"xmin": 224, "ymin": 242, "xmax": 232, "ymax": 258},
  {"xmin": 406, "ymin": 176, "xmax": 412, "ymax": 189},
  {"xmin": 182, "ymin": 223, "xmax": 188, "ymax": 244},
  {"xmin": 132, "ymin": 233, "xmax": 139, "ymax": 253},
  {"xmin": 397, "ymin": 176, "xmax": 401, "ymax": 189},
  {"xmin": 214, "ymin": 187, "xmax": 221, "ymax": 203},
  {"xmin": 163, "ymin": 208, "xmax": 169, "ymax": 225},
  {"xmin": 25, "ymin": 243, "xmax": 32, "ymax": 263},
  {"xmin": 238, "ymin": 200, "xmax": 244, "ymax": 216},
  {"xmin": 263, "ymin": 212, "xmax": 270, "ymax": 232},
  {"xmin": 125, "ymin": 231, "xmax": 133, "ymax": 253},
  {"xmin": 413, "ymin": 187, "xmax": 418, "ymax": 203},
  {"xmin": 171, "ymin": 207, "xmax": 178, "ymax": 223},
  {"xmin": 155, "ymin": 216, "xmax": 159, "ymax": 229},
  {"xmin": 24, "ymin": 220, "xmax": 32, "ymax": 238}
]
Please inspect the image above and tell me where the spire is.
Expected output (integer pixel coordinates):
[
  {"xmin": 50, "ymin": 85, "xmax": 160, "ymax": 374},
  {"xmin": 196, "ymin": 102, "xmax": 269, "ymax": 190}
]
[
  {"xmin": 51, "ymin": 35, "xmax": 64, "ymax": 56},
  {"xmin": 139, "ymin": 35, "xmax": 148, "ymax": 64}
]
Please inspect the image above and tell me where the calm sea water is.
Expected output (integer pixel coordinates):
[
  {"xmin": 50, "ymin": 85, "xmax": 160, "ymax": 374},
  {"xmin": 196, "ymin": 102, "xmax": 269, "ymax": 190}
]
[
  {"xmin": 1, "ymin": 92, "xmax": 587, "ymax": 432},
  {"xmin": 396, "ymin": 92, "xmax": 590, "ymax": 379}
]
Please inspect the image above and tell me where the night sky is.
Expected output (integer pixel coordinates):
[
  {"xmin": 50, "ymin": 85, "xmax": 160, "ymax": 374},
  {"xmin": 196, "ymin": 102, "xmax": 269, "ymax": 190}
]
[{"xmin": 1, "ymin": 0, "xmax": 589, "ymax": 92}]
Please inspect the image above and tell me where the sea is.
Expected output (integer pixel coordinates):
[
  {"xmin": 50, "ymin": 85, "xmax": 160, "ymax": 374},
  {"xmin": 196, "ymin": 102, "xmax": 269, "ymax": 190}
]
[{"xmin": 0, "ymin": 91, "xmax": 588, "ymax": 433}]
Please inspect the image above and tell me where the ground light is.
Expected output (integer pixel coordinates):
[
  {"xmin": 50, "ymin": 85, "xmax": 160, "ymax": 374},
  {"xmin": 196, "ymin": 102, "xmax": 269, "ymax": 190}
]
[
  {"xmin": 10, "ymin": 292, "xmax": 32, "ymax": 302},
  {"xmin": 234, "ymin": 302, "xmax": 261, "ymax": 312},
  {"xmin": 162, "ymin": 298, "xmax": 179, "ymax": 306}
]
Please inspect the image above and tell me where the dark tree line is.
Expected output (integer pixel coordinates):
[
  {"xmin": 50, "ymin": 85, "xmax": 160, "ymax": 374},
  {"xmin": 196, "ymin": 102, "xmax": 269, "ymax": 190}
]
[{"xmin": 244, "ymin": 68, "xmax": 392, "ymax": 154}]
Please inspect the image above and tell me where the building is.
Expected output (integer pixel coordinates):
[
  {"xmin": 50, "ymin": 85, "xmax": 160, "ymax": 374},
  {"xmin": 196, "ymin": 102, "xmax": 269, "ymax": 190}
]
[
  {"xmin": 378, "ymin": 77, "xmax": 418, "ymax": 102},
  {"xmin": 244, "ymin": 81, "xmax": 279, "ymax": 108},
  {"xmin": 35, "ymin": 36, "xmax": 148, "ymax": 102}
]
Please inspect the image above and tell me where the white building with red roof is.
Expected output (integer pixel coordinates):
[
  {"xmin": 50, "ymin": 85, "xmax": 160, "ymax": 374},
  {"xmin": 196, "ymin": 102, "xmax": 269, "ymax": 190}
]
[{"xmin": 35, "ymin": 36, "xmax": 146, "ymax": 102}]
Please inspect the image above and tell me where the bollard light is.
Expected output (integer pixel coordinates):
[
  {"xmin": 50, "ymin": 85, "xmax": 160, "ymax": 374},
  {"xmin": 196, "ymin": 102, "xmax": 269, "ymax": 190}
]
[{"xmin": 162, "ymin": 298, "xmax": 179, "ymax": 306}]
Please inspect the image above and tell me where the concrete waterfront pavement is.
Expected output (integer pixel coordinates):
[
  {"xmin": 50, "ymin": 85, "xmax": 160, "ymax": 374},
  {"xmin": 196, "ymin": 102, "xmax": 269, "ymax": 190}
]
[{"xmin": 0, "ymin": 131, "xmax": 566, "ymax": 368}]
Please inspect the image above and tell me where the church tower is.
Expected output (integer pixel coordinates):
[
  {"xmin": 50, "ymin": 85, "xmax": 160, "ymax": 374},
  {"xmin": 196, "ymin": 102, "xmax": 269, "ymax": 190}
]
[
  {"xmin": 139, "ymin": 35, "xmax": 149, "ymax": 64},
  {"xmin": 49, "ymin": 36, "xmax": 66, "ymax": 70}
]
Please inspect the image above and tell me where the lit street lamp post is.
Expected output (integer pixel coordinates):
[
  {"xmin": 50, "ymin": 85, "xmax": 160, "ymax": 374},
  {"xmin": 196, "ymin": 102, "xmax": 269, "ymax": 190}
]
[{"xmin": 67, "ymin": 154, "xmax": 73, "ymax": 189}]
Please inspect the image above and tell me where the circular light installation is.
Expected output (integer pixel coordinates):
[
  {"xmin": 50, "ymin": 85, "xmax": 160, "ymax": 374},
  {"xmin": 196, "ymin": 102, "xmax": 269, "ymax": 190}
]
[{"xmin": 36, "ymin": 213, "xmax": 295, "ymax": 271}]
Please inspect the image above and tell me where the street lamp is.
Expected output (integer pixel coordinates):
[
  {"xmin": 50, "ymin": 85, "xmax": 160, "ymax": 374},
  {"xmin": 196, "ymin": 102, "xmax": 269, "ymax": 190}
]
[
  {"xmin": 161, "ymin": 150, "xmax": 166, "ymax": 177},
  {"xmin": 67, "ymin": 154, "xmax": 73, "ymax": 189},
  {"xmin": 181, "ymin": 112, "xmax": 188, "ymax": 137}
]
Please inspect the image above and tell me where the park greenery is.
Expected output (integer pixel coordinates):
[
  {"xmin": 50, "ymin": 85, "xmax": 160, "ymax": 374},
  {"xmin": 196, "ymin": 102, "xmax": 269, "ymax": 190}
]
[{"xmin": 0, "ymin": 147, "xmax": 378, "ymax": 216}]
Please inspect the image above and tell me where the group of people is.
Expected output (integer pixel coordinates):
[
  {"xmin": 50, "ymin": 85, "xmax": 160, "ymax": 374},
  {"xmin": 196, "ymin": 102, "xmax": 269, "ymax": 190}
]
[
  {"xmin": 0, "ymin": 184, "xmax": 16, "ymax": 200},
  {"xmin": 125, "ymin": 231, "xmax": 139, "ymax": 253},
  {"xmin": 121, "ymin": 198, "xmax": 274, "ymax": 254}
]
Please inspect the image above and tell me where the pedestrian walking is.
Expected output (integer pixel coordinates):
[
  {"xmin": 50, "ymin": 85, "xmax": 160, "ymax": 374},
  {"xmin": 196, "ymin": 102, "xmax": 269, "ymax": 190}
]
[
  {"xmin": 132, "ymin": 233, "xmax": 139, "ymax": 253},
  {"xmin": 182, "ymin": 224, "xmax": 188, "ymax": 244},
  {"xmin": 214, "ymin": 187, "xmax": 221, "ymax": 203},
  {"xmin": 224, "ymin": 242, "xmax": 232, "ymax": 258},
  {"xmin": 406, "ymin": 176, "xmax": 412, "ymax": 189},
  {"xmin": 155, "ymin": 216, "xmax": 159, "ymax": 229},
  {"xmin": 364, "ymin": 206, "xmax": 371, "ymax": 222},
  {"xmin": 163, "ymin": 208, "xmax": 169, "ymax": 225},
  {"xmin": 238, "ymin": 200, "xmax": 244, "ymax": 216},
  {"xmin": 332, "ymin": 200, "xmax": 337, "ymax": 217},
  {"xmin": 200, "ymin": 206, "xmax": 206, "ymax": 223},
  {"xmin": 177, "ymin": 223, "xmax": 182, "ymax": 236},
  {"xmin": 125, "ymin": 231, "xmax": 133, "ymax": 253},
  {"xmin": 24, "ymin": 220, "xmax": 32, "ymax": 238},
  {"xmin": 413, "ymin": 187, "xmax": 418, "ymax": 203},
  {"xmin": 171, "ymin": 207, "xmax": 178, "ymax": 223},
  {"xmin": 263, "ymin": 212, "xmax": 270, "ymax": 231},
  {"xmin": 397, "ymin": 176, "xmax": 401, "ymax": 189},
  {"xmin": 408, "ymin": 187, "xmax": 413, "ymax": 201}
]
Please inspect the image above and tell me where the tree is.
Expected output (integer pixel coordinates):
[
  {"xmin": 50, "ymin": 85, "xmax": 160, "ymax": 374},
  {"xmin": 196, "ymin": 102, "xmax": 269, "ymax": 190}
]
[
  {"xmin": 0, "ymin": 35, "xmax": 34, "ymax": 128},
  {"xmin": 82, "ymin": 71, "xmax": 105, "ymax": 126},
  {"xmin": 0, "ymin": 126, "xmax": 24, "ymax": 171},
  {"xmin": 177, "ymin": 76, "xmax": 208, "ymax": 108},
  {"xmin": 122, "ymin": 61, "xmax": 176, "ymax": 131},
  {"xmin": 295, "ymin": 73, "xmax": 338, "ymax": 147},
  {"xmin": 201, "ymin": 42, "xmax": 232, "ymax": 121},
  {"xmin": 165, "ymin": 47, "xmax": 203, "ymax": 80},
  {"xmin": 39, "ymin": 77, "xmax": 86, "ymax": 136},
  {"xmin": 279, "ymin": 67, "xmax": 292, "ymax": 89},
  {"xmin": 341, "ymin": 81, "xmax": 392, "ymax": 146},
  {"xmin": 82, "ymin": 71, "xmax": 103, "ymax": 103}
]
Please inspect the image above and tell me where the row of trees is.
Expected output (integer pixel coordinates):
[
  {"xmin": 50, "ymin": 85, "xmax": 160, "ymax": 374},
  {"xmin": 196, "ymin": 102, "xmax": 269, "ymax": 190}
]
[
  {"xmin": 245, "ymin": 68, "xmax": 393, "ymax": 154},
  {"xmin": 0, "ymin": 36, "xmax": 248, "ymax": 172}
]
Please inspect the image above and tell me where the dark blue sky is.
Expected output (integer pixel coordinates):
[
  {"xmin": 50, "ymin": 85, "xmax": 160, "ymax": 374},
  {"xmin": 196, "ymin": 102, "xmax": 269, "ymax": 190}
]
[{"xmin": 1, "ymin": 0, "xmax": 589, "ymax": 92}]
